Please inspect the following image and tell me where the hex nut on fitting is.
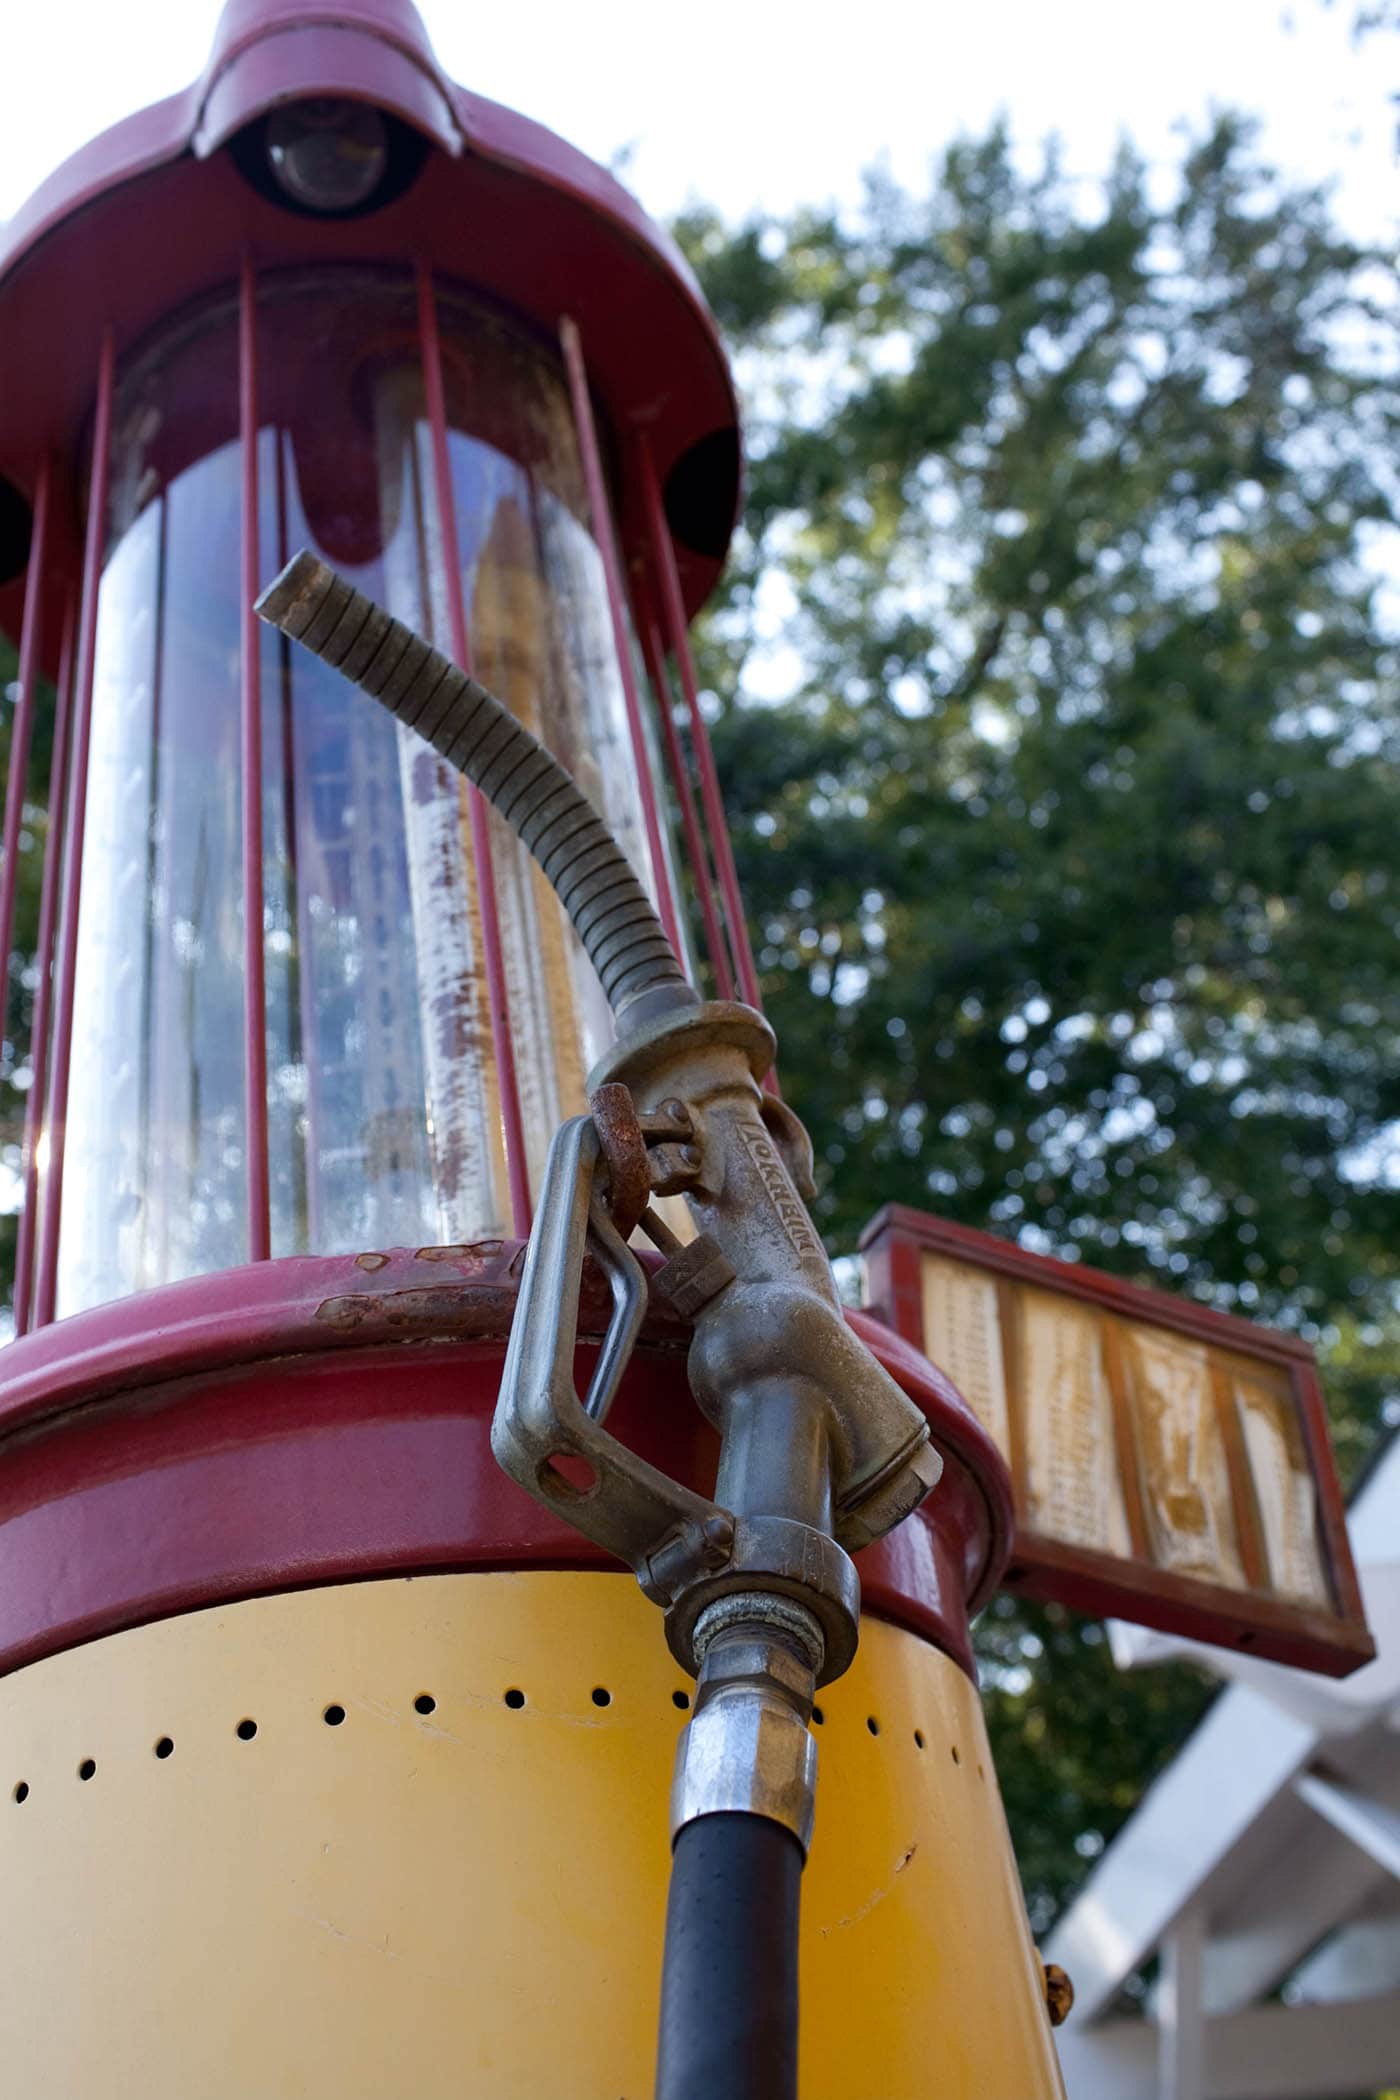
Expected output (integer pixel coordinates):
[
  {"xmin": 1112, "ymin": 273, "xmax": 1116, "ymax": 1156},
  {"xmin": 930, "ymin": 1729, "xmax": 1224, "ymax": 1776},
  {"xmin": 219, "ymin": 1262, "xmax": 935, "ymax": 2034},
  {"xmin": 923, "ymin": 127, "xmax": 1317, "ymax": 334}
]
[{"xmin": 671, "ymin": 1604, "xmax": 822, "ymax": 1855}]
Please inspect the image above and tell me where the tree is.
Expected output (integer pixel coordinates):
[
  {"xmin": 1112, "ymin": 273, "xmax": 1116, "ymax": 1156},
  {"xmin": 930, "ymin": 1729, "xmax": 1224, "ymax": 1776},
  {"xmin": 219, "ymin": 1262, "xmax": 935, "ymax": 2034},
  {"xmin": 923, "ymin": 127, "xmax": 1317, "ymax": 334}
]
[{"xmin": 674, "ymin": 116, "xmax": 1400, "ymax": 1930}]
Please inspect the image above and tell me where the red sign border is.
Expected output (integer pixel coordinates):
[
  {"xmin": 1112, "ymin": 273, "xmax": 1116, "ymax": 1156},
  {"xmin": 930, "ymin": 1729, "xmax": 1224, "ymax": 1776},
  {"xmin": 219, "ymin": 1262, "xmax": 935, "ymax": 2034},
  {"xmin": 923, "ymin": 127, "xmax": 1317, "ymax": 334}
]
[{"xmin": 860, "ymin": 1204, "xmax": 1374, "ymax": 1677}]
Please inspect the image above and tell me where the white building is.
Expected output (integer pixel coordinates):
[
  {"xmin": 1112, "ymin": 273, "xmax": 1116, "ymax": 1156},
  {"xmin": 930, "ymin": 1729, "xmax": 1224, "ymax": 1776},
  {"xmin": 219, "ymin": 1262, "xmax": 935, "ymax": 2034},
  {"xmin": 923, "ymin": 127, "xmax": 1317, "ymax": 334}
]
[{"xmin": 1047, "ymin": 1432, "xmax": 1400, "ymax": 2100}]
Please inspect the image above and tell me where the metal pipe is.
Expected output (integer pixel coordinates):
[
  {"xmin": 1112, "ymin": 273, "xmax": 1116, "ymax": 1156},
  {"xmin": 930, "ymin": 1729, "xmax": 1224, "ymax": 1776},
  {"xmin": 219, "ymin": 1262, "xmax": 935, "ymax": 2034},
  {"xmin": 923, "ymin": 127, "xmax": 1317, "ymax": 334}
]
[
  {"xmin": 558, "ymin": 318, "xmax": 687, "ymax": 967},
  {"xmin": 639, "ymin": 617, "xmax": 735, "ymax": 1001},
  {"xmin": 0, "ymin": 457, "xmax": 53, "ymax": 1055},
  {"xmin": 714, "ymin": 1382, "xmax": 834, "ymax": 1535},
  {"xmin": 417, "ymin": 259, "xmax": 533, "ymax": 1236},
  {"xmin": 33, "ymin": 328, "xmax": 116, "ymax": 1328},
  {"xmin": 13, "ymin": 592, "xmax": 75, "ymax": 1336},
  {"xmin": 636, "ymin": 433, "xmax": 764, "ymax": 1015},
  {"xmin": 239, "ymin": 254, "xmax": 272, "ymax": 1263}
]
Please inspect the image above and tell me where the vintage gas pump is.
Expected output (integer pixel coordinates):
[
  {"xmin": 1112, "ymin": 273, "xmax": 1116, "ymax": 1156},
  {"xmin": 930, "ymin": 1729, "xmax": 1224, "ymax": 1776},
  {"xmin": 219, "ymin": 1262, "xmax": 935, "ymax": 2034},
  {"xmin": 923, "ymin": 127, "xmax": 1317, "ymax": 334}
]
[{"xmin": 0, "ymin": 5, "xmax": 1090, "ymax": 2095}]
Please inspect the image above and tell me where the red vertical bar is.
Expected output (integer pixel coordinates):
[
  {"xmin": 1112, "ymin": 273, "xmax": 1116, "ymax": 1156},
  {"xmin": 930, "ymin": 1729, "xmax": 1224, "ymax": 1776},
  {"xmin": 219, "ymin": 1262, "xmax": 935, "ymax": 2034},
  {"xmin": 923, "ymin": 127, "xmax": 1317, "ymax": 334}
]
[
  {"xmin": 273, "ymin": 426, "xmax": 323, "ymax": 1249},
  {"xmin": 862, "ymin": 1219, "xmax": 927, "ymax": 1353},
  {"xmin": 13, "ymin": 594, "xmax": 76, "ymax": 1337},
  {"xmin": 558, "ymin": 318, "xmax": 685, "ymax": 964},
  {"xmin": 416, "ymin": 260, "xmax": 532, "ymax": 1236},
  {"xmin": 240, "ymin": 256, "xmax": 272, "ymax": 1261},
  {"xmin": 638, "ymin": 617, "xmax": 733, "ymax": 999},
  {"xmin": 637, "ymin": 431, "xmax": 765, "ymax": 1014},
  {"xmin": 0, "ymin": 458, "xmax": 53, "ymax": 1047},
  {"xmin": 33, "ymin": 328, "xmax": 116, "ymax": 1327}
]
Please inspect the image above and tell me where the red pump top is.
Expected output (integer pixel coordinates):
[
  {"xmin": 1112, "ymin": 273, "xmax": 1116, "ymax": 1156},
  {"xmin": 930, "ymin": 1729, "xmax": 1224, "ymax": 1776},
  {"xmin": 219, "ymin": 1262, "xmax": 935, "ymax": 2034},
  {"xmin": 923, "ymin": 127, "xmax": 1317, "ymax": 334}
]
[{"xmin": 0, "ymin": 0, "xmax": 741, "ymax": 659}]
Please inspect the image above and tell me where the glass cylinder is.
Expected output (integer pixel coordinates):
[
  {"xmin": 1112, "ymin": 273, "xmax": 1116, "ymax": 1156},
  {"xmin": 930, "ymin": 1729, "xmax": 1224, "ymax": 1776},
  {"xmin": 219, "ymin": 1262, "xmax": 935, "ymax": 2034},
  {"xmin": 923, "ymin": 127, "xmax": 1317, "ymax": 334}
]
[{"xmin": 56, "ymin": 268, "xmax": 679, "ymax": 1316}]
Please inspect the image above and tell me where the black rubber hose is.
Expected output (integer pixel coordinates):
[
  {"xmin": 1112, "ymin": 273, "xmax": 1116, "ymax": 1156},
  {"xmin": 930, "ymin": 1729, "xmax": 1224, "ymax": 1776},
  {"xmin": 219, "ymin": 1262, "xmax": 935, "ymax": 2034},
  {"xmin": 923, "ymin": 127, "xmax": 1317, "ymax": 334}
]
[
  {"xmin": 255, "ymin": 550, "xmax": 696, "ymax": 1023},
  {"xmin": 655, "ymin": 1812, "xmax": 803, "ymax": 2100}
]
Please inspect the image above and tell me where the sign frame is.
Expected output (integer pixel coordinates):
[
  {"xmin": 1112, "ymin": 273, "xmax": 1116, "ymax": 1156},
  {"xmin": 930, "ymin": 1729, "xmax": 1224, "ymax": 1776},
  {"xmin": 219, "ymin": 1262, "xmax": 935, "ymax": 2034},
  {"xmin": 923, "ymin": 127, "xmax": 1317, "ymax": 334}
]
[{"xmin": 861, "ymin": 1204, "xmax": 1374, "ymax": 1677}]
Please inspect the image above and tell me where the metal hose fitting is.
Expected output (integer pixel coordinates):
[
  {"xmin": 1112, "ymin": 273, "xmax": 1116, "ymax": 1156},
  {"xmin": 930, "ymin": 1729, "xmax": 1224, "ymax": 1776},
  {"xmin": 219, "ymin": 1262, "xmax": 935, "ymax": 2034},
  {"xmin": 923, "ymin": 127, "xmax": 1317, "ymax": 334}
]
[
  {"xmin": 255, "ymin": 550, "xmax": 696, "ymax": 1023},
  {"xmin": 671, "ymin": 1596, "xmax": 821, "ymax": 1856},
  {"xmin": 658, "ymin": 1598, "xmax": 820, "ymax": 2100}
]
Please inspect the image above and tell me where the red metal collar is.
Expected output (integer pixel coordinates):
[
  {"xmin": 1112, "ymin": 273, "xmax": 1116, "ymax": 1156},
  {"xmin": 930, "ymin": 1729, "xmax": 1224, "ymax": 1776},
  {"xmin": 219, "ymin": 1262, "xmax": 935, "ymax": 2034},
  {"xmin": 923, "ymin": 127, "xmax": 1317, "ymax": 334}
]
[{"xmin": 0, "ymin": 1245, "xmax": 1013, "ymax": 1685}]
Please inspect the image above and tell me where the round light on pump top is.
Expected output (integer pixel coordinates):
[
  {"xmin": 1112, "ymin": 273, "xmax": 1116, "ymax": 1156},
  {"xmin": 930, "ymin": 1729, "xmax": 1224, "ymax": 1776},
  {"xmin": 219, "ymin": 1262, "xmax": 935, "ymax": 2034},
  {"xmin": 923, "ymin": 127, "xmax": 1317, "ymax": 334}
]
[{"xmin": 265, "ymin": 100, "xmax": 390, "ymax": 215}]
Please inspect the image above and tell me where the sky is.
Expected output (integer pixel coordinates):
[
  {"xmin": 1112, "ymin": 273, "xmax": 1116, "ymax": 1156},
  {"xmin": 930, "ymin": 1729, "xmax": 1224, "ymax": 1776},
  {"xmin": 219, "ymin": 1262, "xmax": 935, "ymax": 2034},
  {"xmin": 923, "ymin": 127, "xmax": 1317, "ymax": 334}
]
[{"xmin": 1, "ymin": 1, "xmax": 1396, "ymax": 239}]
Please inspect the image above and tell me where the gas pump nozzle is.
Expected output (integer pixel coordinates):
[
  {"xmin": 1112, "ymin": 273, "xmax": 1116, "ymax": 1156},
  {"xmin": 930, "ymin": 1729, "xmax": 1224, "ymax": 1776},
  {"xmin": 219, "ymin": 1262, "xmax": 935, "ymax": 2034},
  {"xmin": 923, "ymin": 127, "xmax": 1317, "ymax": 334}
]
[
  {"xmin": 259, "ymin": 550, "xmax": 944, "ymax": 2100},
  {"xmin": 493, "ymin": 994, "xmax": 942, "ymax": 2100},
  {"xmin": 495, "ymin": 993, "xmax": 942, "ymax": 1682},
  {"xmin": 495, "ymin": 989, "xmax": 942, "ymax": 1691}
]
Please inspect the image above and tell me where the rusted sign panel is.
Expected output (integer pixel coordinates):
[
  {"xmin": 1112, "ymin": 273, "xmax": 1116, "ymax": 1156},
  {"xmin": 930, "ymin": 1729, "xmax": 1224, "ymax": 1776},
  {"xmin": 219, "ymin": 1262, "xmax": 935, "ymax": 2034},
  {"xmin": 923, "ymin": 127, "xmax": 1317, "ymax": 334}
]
[{"xmin": 861, "ymin": 1205, "xmax": 1373, "ymax": 1676}]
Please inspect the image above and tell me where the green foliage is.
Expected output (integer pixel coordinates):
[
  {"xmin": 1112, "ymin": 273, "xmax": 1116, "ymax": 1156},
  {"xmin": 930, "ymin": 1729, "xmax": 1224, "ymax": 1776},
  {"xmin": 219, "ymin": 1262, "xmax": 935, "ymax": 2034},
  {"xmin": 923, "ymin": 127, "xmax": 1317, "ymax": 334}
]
[
  {"xmin": 978, "ymin": 1595, "xmax": 1214, "ymax": 1937},
  {"xmin": 676, "ymin": 117, "xmax": 1400, "ymax": 1928}
]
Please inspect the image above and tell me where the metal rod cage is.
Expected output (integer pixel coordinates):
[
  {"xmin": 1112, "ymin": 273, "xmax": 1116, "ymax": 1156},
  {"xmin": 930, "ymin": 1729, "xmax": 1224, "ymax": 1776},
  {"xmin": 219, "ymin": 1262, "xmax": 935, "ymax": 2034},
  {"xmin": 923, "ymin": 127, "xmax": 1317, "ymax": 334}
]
[{"xmin": 1, "ymin": 264, "xmax": 761, "ymax": 1332}]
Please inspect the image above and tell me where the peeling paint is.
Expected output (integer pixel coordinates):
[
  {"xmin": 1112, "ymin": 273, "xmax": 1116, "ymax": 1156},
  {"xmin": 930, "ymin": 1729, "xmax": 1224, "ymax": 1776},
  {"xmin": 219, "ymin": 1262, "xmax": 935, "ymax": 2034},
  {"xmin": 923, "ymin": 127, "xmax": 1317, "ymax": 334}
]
[
  {"xmin": 819, "ymin": 1842, "xmax": 919, "ymax": 1937},
  {"xmin": 308, "ymin": 1916, "xmax": 401, "ymax": 1960},
  {"xmin": 313, "ymin": 1283, "xmax": 517, "ymax": 1334},
  {"xmin": 414, "ymin": 1241, "xmax": 504, "ymax": 1263}
]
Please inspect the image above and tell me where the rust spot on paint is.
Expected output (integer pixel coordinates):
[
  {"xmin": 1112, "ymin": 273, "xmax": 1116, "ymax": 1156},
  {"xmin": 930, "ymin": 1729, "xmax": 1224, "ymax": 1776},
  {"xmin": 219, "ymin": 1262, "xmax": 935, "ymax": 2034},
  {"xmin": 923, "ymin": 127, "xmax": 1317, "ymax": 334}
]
[
  {"xmin": 314, "ymin": 1284, "xmax": 518, "ymax": 1336},
  {"xmin": 309, "ymin": 1238, "xmax": 691, "ymax": 1351},
  {"xmin": 414, "ymin": 1241, "xmax": 505, "ymax": 1263}
]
